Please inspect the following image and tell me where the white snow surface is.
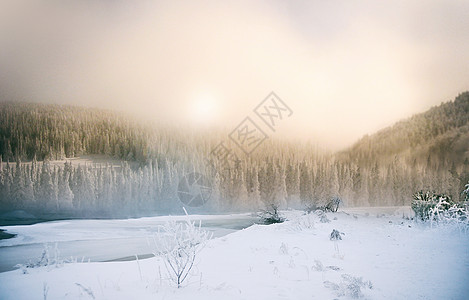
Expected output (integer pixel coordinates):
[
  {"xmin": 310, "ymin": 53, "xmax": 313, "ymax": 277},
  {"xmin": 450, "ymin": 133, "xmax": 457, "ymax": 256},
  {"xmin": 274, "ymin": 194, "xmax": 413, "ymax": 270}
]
[
  {"xmin": 0, "ymin": 208, "xmax": 468, "ymax": 300},
  {"xmin": 0, "ymin": 214, "xmax": 256, "ymax": 273},
  {"xmin": 0, "ymin": 214, "xmax": 253, "ymax": 247}
]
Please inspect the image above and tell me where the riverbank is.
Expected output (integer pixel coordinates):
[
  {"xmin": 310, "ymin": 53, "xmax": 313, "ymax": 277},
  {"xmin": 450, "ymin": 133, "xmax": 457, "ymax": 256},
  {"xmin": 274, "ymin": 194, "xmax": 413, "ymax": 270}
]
[
  {"xmin": 1, "ymin": 208, "xmax": 468, "ymax": 299},
  {"xmin": 0, "ymin": 213, "xmax": 258, "ymax": 273}
]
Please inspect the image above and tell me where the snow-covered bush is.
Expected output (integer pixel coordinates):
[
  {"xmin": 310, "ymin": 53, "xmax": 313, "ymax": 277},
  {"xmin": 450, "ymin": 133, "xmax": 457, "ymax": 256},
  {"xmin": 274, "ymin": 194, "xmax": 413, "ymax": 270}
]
[
  {"xmin": 411, "ymin": 190, "xmax": 468, "ymax": 229},
  {"xmin": 16, "ymin": 243, "xmax": 67, "ymax": 273},
  {"xmin": 305, "ymin": 197, "xmax": 341, "ymax": 214},
  {"xmin": 304, "ymin": 203, "xmax": 316, "ymax": 214},
  {"xmin": 288, "ymin": 214, "xmax": 315, "ymax": 231},
  {"xmin": 324, "ymin": 196, "xmax": 341, "ymax": 212},
  {"xmin": 411, "ymin": 191, "xmax": 452, "ymax": 221},
  {"xmin": 315, "ymin": 209, "xmax": 330, "ymax": 223},
  {"xmin": 463, "ymin": 181, "xmax": 469, "ymax": 201},
  {"xmin": 259, "ymin": 204, "xmax": 285, "ymax": 224},
  {"xmin": 154, "ymin": 218, "xmax": 212, "ymax": 288},
  {"xmin": 429, "ymin": 198, "xmax": 469, "ymax": 229},
  {"xmin": 324, "ymin": 274, "xmax": 373, "ymax": 299},
  {"xmin": 330, "ymin": 229, "xmax": 344, "ymax": 241}
]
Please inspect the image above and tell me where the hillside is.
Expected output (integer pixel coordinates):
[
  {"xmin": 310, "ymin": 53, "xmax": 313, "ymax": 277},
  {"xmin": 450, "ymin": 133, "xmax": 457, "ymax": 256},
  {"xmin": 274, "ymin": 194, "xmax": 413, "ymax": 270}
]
[
  {"xmin": 337, "ymin": 92, "xmax": 469, "ymax": 199},
  {"xmin": 0, "ymin": 102, "xmax": 159, "ymax": 163},
  {"xmin": 0, "ymin": 95, "xmax": 468, "ymax": 218},
  {"xmin": 340, "ymin": 91, "xmax": 469, "ymax": 166}
]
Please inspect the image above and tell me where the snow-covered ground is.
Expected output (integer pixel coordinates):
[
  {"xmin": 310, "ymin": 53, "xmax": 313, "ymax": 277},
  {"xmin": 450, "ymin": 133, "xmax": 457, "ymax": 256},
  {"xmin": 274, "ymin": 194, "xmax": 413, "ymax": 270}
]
[
  {"xmin": 0, "ymin": 208, "xmax": 468, "ymax": 300},
  {"xmin": 0, "ymin": 214, "xmax": 257, "ymax": 272}
]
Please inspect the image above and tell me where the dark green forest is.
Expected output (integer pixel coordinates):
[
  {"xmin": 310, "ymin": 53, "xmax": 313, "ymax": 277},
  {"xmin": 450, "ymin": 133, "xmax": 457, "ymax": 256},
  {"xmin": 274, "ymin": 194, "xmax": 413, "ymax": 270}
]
[{"xmin": 0, "ymin": 92, "xmax": 468, "ymax": 217}]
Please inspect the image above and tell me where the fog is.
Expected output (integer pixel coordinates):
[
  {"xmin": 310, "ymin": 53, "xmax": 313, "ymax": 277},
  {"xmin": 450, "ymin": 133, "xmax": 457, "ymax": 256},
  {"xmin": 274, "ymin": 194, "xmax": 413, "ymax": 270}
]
[{"xmin": 1, "ymin": 0, "xmax": 468, "ymax": 149}]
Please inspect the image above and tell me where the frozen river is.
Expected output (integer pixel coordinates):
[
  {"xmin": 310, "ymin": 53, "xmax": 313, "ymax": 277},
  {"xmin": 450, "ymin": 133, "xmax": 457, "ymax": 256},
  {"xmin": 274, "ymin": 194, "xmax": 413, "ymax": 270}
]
[{"xmin": 0, "ymin": 214, "xmax": 258, "ymax": 273}]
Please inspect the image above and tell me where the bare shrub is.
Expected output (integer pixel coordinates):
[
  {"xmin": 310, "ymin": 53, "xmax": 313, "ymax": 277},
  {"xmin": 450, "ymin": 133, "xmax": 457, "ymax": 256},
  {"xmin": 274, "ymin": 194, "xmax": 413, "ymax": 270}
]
[
  {"xmin": 154, "ymin": 218, "xmax": 212, "ymax": 288},
  {"xmin": 16, "ymin": 243, "xmax": 68, "ymax": 273}
]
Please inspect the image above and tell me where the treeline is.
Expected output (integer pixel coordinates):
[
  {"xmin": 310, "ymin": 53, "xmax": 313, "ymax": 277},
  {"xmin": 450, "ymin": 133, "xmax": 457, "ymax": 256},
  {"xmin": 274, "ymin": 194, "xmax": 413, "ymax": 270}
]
[
  {"xmin": 0, "ymin": 102, "xmax": 155, "ymax": 162},
  {"xmin": 0, "ymin": 158, "xmax": 182, "ymax": 217},
  {"xmin": 341, "ymin": 92, "xmax": 469, "ymax": 166},
  {"xmin": 0, "ymin": 93, "xmax": 468, "ymax": 216},
  {"xmin": 1, "ymin": 153, "xmax": 466, "ymax": 217},
  {"xmin": 338, "ymin": 91, "xmax": 469, "ymax": 201}
]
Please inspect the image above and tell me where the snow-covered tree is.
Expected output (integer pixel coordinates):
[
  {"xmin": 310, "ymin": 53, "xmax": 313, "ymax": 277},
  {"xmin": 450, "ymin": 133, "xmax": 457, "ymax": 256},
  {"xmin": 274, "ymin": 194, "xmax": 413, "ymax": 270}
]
[
  {"xmin": 57, "ymin": 168, "xmax": 73, "ymax": 210},
  {"xmin": 463, "ymin": 181, "xmax": 469, "ymax": 201},
  {"xmin": 23, "ymin": 165, "xmax": 35, "ymax": 207},
  {"xmin": 38, "ymin": 162, "xmax": 57, "ymax": 210},
  {"xmin": 10, "ymin": 160, "xmax": 26, "ymax": 208},
  {"xmin": 299, "ymin": 162, "xmax": 314, "ymax": 211},
  {"xmin": 153, "ymin": 216, "xmax": 211, "ymax": 288}
]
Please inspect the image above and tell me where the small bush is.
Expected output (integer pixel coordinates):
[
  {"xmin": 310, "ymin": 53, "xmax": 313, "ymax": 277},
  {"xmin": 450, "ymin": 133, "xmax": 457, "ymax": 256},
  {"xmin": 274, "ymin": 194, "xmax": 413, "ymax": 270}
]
[
  {"xmin": 411, "ymin": 191, "xmax": 451, "ymax": 221},
  {"xmin": 340, "ymin": 274, "xmax": 373, "ymax": 298},
  {"xmin": 324, "ymin": 274, "xmax": 373, "ymax": 299},
  {"xmin": 304, "ymin": 203, "xmax": 317, "ymax": 214},
  {"xmin": 330, "ymin": 229, "xmax": 344, "ymax": 241},
  {"xmin": 324, "ymin": 196, "xmax": 341, "ymax": 212},
  {"xmin": 259, "ymin": 204, "xmax": 285, "ymax": 224},
  {"xmin": 315, "ymin": 209, "xmax": 330, "ymax": 223},
  {"xmin": 306, "ymin": 197, "xmax": 342, "ymax": 214},
  {"xmin": 411, "ymin": 191, "xmax": 468, "ymax": 228},
  {"xmin": 154, "ymin": 218, "xmax": 212, "ymax": 288},
  {"xmin": 429, "ymin": 198, "xmax": 469, "ymax": 229},
  {"xmin": 16, "ymin": 243, "xmax": 68, "ymax": 273},
  {"xmin": 463, "ymin": 181, "xmax": 469, "ymax": 201},
  {"xmin": 288, "ymin": 214, "xmax": 315, "ymax": 231}
]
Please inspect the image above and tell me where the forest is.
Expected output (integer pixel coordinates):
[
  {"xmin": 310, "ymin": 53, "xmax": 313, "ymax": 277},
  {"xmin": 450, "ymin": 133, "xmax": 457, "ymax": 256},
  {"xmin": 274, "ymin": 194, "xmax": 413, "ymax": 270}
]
[{"xmin": 0, "ymin": 92, "xmax": 468, "ymax": 217}]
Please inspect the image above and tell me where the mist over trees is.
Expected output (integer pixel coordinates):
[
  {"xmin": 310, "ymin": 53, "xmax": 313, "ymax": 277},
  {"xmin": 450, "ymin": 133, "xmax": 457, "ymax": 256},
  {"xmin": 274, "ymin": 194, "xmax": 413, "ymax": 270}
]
[
  {"xmin": 339, "ymin": 91, "xmax": 469, "ymax": 201},
  {"xmin": 0, "ymin": 92, "xmax": 468, "ymax": 217}
]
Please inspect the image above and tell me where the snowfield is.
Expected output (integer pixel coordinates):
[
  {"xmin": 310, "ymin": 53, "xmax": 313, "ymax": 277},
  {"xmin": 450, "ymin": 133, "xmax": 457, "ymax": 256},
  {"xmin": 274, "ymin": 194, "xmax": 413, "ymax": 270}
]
[{"xmin": 0, "ymin": 208, "xmax": 468, "ymax": 300}]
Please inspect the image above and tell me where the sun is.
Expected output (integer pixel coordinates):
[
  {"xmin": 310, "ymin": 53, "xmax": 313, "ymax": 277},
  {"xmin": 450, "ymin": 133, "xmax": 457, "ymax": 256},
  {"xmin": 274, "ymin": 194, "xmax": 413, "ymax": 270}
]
[{"xmin": 189, "ymin": 93, "xmax": 219, "ymax": 124}]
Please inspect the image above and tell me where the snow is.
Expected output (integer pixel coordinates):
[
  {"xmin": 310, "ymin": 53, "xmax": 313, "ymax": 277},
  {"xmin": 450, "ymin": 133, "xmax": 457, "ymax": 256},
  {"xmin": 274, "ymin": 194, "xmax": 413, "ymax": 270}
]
[
  {"xmin": 0, "ymin": 214, "xmax": 255, "ymax": 247},
  {"xmin": 0, "ymin": 208, "xmax": 468, "ymax": 299},
  {"xmin": 0, "ymin": 214, "xmax": 256, "ymax": 273}
]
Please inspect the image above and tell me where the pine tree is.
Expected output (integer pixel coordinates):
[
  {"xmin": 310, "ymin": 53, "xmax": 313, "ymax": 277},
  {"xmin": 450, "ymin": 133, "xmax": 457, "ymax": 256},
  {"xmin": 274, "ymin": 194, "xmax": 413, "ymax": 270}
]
[
  {"xmin": 275, "ymin": 162, "xmax": 288, "ymax": 208},
  {"xmin": 23, "ymin": 165, "xmax": 35, "ymax": 207},
  {"xmin": 249, "ymin": 166, "xmax": 262, "ymax": 209},
  {"xmin": 237, "ymin": 170, "xmax": 249, "ymax": 211},
  {"xmin": 352, "ymin": 165, "xmax": 362, "ymax": 205},
  {"xmin": 368, "ymin": 162, "xmax": 380, "ymax": 206},
  {"xmin": 38, "ymin": 162, "xmax": 57, "ymax": 210},
  {"xmin": 57, "ymin": 168, "xmax": 74, "ymax": 210},
  {"xmin": 10, "ymin": 159, "xmax": 26, "ymax": 208},
  {"xmin": 299, "ymin": 162, "xmax": 313, "ymax": 209}
]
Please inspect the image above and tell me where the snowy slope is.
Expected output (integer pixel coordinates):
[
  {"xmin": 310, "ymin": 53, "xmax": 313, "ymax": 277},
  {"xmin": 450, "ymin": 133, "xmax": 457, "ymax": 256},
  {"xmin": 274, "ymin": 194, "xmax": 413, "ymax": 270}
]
[{"xmin": 0, "ymin": 209, "xmax": 468, "ymax": 300}]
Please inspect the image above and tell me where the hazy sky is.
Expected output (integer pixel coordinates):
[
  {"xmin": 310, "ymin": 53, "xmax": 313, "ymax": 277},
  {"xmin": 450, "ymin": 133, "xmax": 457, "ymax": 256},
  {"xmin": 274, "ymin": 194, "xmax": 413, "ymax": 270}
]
[{"xmin": 1, "ymin": 0, "xmax": 468, "ymax": 149}]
